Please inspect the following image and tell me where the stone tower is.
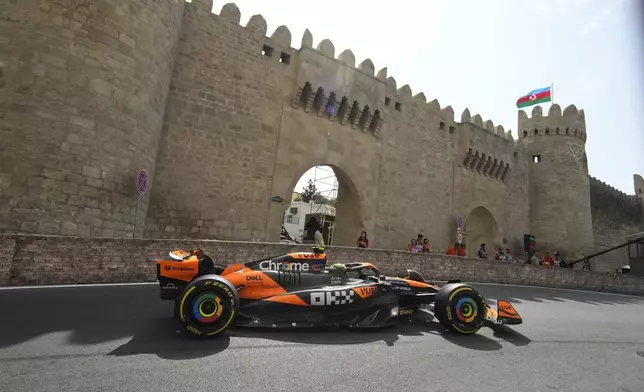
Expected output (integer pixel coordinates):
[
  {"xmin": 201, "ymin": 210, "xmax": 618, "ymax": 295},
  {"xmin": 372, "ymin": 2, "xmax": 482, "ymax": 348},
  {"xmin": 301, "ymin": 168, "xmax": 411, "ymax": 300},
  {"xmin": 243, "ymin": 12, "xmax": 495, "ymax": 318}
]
[
  {"xmin": 519, "ymin": 104, "xmax": 595, "ymax": 260},
  {"xmin": 0, "ymin": 0, "xmax": 185, "ymax": 236},
  {"xmin": 635, "ymin": 174, "xmax": 644, "ymax": 211}
]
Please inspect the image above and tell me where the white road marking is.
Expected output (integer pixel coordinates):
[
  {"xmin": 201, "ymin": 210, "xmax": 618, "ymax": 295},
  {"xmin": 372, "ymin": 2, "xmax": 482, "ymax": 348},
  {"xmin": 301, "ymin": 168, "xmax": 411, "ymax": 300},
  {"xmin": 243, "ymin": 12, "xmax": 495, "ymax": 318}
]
[
  {"xmin": 461, "ymin": 281, "xmax": 644, "ymax": 299},
  {"xmin": 0, "ymin": 282, "xmax": 158, "ymax": 290}
]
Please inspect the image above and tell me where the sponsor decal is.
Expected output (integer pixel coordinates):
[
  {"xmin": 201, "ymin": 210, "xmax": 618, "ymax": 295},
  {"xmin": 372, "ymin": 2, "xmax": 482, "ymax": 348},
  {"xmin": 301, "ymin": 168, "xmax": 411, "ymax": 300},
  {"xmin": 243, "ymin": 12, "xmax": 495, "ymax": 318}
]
[
  {"xmin": 358, "ymin": 286, "xmax": 377, "ymax": 296},
  {"xmin": 329, "ymin": 275, "xmax": 343, "ymax": 285},
  {"xmin": 259, "ymin": 260, "xmax": 323, "ymax": 272},
  {"xmin": 392, "ymin": 285, "xmax": 411, "ymax": 291},
  {"xmin": 293, "ymin": 253, "xmax": 323, "ymax": 259},
  {"xmin": 246, "ymin": 275, "xmax": 262, "ymax": 281},
  {"xmin": 186, "ymin": 325, "xmax": 202, "ymax": 335},
  {"xmin": 499, "ymin": 304, "xmax": 513, "ymax": 312},
  {"xmin": 204, "ymin": 281, "xmax": 234, "ymax": 297},
  {"xmin": 164, "ymin": 265, "xmax": 195, "ymax": 272},
  {"xmin": 399, "ymin": 309, "xmax": 414, "ymax": 315},
  {"xmin": 310, "ymin": 290, "xmax": 355, "ymax": 306},
  {"xmin": 163, "ymin": 283, "xmax": 177, "ymax": 289},
  {"xmin": 484, "ymin": 315, "xmax": 505, "ymax": 325}
]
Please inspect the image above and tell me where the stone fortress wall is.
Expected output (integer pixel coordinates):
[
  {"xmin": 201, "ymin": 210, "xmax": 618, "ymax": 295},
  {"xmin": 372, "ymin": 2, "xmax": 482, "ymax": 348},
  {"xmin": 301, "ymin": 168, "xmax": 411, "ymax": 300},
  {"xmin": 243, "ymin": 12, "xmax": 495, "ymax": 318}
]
[
  {"xmin": 589, "ymin": 176, "xmax": 644, "ymax": 272},
  {"xmin": 142, "ymin": 0, "xmax": 532, "ymax": 255},
  {"xmin": 0, "ymin": 0, "xmax": 186, "ymax": 237},
  {"xmin": 1, "ymin": 0, "xmax": 642, "ymax": 272}
]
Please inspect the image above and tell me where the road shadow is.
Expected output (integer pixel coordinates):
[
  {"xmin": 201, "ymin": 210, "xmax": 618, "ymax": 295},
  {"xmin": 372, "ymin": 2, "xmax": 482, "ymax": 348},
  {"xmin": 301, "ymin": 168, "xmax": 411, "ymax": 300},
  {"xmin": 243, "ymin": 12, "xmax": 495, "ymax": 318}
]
[
  {"xmin": 468, "ymin": 283, "xmax": 644, "ymax": 307},
  {"xmin": 217, "ymin": 312, "xmax": 506, "ymax": 353},
  {"xmin": 489, "ymin": 324, "xmax": 531, "ymax": 347},
  {"xmin": 108, "ymin": 317, "xmax": 232, "ymax": 360},
  {"xmin": 107, "ymin": 314, "xmax": 505, "ymax": 358},
  {"xmin": 0, "ymin": 285, "xmax": 529, "ymax": 360},
  {"xmin": 0, "ymin": 284, "xmax": 172, "ymax": 349}
]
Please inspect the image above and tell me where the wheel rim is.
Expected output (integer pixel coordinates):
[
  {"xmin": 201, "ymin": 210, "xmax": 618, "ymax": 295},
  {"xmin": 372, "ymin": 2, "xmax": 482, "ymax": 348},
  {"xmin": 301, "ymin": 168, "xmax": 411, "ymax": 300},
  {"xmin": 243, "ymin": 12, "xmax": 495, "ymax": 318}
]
[
  {"xmin": 455, "ymin": 295, "xmax": 479, "ymax": 325},
  {"xmin": 192, "ymin": 292, "xmax": 224, "ymax": 324}
]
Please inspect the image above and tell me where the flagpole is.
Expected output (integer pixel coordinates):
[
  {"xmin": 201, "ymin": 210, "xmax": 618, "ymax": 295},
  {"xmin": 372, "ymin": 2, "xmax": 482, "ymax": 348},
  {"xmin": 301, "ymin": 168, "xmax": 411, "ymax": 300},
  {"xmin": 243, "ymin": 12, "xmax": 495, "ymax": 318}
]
[{"xmin": 550, "ymin": 81, "xmax": 554, "ymax": 105}]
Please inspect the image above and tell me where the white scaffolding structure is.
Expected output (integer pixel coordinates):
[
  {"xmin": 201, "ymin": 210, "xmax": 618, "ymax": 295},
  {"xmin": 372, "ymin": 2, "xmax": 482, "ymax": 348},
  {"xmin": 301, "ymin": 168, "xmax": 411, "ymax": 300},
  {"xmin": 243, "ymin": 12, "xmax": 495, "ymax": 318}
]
[
  {"xmin": 309, "ymin": 166, "xmax": 338, "ymax": 244},
  {"xmin": 314, "ymin": 166, "xmax": 338, "ymax": 197}
]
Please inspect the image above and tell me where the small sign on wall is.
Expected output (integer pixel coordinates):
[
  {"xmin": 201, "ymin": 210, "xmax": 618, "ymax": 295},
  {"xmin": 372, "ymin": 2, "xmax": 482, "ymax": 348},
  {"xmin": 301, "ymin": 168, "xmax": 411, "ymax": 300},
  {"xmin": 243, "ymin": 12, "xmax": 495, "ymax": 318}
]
[{"xmin": 137, "ymin": 170, "xmax": 148, "ymax": 196}]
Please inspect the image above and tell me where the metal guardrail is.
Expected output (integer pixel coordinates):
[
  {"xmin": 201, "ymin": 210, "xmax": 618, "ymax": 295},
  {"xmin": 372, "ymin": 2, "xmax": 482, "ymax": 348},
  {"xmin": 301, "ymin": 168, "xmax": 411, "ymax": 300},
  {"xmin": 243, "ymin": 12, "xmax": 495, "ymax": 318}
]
[{"xmin": 570, "ymin": 236, "xmax": 644, "ymax": 272}]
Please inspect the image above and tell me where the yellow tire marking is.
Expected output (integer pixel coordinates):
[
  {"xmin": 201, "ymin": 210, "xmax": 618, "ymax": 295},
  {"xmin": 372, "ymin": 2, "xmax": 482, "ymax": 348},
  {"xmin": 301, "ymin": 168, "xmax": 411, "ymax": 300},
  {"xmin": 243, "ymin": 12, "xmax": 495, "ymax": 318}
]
[
  {"xmin": 446, "ymin": 286, "xmax": 480, "ymax": 334},
  {"xmin": 179, "ymin": 286, "xmax": 196, "ymax": 321},
  {"xmin": 181, "ymin": 283, "xmax": 237, "ymax": 336},
  {"xmin": 448, "ymin": 287, "xmax": 472, "ymax": 302}
]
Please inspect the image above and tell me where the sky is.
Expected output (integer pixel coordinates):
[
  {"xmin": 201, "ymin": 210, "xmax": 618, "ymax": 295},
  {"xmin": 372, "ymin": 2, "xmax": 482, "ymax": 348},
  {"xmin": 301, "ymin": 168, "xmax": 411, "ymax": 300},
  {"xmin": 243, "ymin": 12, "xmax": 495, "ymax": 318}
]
[{"xmin": 208, "ymin": 0, "xmax": 644, "ymax": 196}]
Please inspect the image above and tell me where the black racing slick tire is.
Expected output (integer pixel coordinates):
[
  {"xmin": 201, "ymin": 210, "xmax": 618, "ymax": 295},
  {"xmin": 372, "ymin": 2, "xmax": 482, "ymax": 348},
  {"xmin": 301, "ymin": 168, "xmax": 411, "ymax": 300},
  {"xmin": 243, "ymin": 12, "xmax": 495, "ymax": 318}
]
[
  {"xmin": 176, "ymin": 275, "xmax": 239, "ymax": 337},
  {"xmin": 434, "ymin": 283, "xmax": 485, "ymax": 335}
]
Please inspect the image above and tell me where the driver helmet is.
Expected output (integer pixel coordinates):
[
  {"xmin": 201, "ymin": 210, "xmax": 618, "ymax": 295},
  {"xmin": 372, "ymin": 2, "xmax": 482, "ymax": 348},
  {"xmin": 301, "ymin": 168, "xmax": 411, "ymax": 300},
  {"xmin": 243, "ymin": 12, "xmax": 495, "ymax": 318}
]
[{"xmin": 328, "ymin": 263, "xmax": 346, "ymax": 271}]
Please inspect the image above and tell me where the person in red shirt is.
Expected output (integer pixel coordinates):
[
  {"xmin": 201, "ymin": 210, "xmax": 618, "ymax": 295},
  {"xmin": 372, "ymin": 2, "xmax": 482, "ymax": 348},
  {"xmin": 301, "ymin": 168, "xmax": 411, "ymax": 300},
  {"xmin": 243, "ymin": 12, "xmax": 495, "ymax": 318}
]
[
  {"xmin": 456, "ymin": 243, "xmax": 467, "ymax": 257},
  {"xmin": 421, "ymin": 238, "xmax": 431, "ymax": 253},
  {"xmin": 357, "ymin": 231, "xmax": 369, "ymax": 248},
  {"xmin": 445, "ymin": 242, "xmax": 457, "ymax": 255},
  {"xmin": 542, "ymin": 252, "xmax": 554, "ymax": 266}
]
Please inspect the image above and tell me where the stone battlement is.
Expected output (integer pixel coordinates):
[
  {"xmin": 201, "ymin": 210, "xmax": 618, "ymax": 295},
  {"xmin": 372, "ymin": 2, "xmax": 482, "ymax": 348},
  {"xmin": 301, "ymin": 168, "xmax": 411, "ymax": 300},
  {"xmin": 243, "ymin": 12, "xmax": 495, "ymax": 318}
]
[
  {"xmin": 200, "ymin": 1, "xmax": 511, "ymax": 144},
  {"xmin": 518, "ymin": 104, "xmax": 587, "ymax": 143},
  {"xmin": 589, "ymin": 176, "xmax": 642, "ymax": 221},
  {"xmin": 461, "ymin": 108, "xmax": 516, "ymax": 144}
]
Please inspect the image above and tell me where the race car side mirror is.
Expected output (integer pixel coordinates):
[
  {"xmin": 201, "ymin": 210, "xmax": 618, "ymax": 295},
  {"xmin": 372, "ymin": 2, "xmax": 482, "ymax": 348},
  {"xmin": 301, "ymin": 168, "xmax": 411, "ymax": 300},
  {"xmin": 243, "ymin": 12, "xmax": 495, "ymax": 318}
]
[{"xmin": 379, "ymin": 276, "xmax": 386, "ymax": 281}]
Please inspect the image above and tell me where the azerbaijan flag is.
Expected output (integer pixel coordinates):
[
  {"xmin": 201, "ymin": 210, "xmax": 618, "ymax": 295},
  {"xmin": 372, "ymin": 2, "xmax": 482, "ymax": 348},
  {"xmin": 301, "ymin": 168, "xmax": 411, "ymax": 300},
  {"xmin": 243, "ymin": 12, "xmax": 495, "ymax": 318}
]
[{"xmin": 516, "ymin": 86, "xmax": 552, "ymax": 108}]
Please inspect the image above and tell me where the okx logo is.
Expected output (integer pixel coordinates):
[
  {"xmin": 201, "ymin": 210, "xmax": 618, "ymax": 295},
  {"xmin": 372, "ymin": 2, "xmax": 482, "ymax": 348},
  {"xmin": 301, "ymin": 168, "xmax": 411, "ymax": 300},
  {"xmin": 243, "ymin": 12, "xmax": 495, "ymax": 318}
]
[{"xmin": 310, "ymin": 290, "xmax": 354, "ymax": 306}]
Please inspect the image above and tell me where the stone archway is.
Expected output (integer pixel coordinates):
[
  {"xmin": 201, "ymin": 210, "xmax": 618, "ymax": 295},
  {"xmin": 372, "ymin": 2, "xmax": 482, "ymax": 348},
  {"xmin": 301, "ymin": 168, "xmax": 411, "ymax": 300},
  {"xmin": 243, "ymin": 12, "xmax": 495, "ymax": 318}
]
[
  {"xmin": 266, "ymin": 163, "xmax": 365, "ymax": 247},
  {"xmin": 463, "ymin": 206, "xmax": 501, "ymax": 258}
]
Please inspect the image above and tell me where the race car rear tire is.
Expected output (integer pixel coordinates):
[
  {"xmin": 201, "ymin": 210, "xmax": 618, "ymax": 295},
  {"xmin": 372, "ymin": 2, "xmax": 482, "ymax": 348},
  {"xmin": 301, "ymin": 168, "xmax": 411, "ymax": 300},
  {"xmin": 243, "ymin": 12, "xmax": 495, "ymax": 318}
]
[
  {"xmin": 176, "ymin": 275, "xmax": 239, "ymax": 337},
  {"xmin": 434, "ymin": 283, "xmax": 485, "ymax": 335}
]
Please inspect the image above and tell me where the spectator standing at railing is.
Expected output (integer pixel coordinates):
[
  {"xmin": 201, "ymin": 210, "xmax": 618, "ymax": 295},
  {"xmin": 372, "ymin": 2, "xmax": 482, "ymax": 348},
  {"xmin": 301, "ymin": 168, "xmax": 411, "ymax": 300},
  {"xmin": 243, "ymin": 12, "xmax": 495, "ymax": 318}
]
[
  {"xmin": 315, "ymin": 225, "xmax": 325, "ymax": 246},
  {"xmin": 456, "ymin": 243, "xmax": 467, "ymax": 257},
  {"xmin": 478, "ymin": 243, "xmax": 488, "ymax": 259},
  {"xmin": 357, "ymin": 231, "xmax": 369, "ymax": 248},
  {"xmin": 417, "ymin": 234, "xmax": 424, "ymax": 246},
  {"xmin": 408, "ymin": 239, "xmax": 420, "ymax": 252},
  {"xmin": 531, "ymin": 252, "xmax": 539, "ymax": 265},
  {"xmin": 542, "ymin": 252, "xmax": 554, "ymax": 266},
  {"xmin": 421, "ymin": 238, "xmax": 431, "ymax": 253}
]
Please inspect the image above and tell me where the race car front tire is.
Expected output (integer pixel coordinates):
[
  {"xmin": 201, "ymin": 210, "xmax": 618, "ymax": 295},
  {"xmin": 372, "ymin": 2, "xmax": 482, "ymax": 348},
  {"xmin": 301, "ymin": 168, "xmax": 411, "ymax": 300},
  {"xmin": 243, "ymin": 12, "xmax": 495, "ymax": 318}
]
[
  {"xmin": 434, "ymin": 283, "xmax": 485, "ymax": 335},
  {"xmin": 176, "ymin": 275, "xmax": 239, "ymax": 337}
]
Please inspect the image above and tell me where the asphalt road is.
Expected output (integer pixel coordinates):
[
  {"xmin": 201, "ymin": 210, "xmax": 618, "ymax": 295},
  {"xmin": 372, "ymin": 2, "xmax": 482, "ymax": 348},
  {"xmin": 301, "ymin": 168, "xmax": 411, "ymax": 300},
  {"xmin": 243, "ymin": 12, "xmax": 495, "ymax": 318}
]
[{"xmin": 1, "ymin": 282, "xmax": 643, "ymax": 392}]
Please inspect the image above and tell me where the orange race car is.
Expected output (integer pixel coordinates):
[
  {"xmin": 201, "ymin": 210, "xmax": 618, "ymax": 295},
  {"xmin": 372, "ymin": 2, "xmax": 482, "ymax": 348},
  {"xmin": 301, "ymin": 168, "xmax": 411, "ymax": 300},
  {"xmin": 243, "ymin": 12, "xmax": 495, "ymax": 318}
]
[{"xmin": 157, "ymin": 247, "xmax": 523, "ymax": 337}]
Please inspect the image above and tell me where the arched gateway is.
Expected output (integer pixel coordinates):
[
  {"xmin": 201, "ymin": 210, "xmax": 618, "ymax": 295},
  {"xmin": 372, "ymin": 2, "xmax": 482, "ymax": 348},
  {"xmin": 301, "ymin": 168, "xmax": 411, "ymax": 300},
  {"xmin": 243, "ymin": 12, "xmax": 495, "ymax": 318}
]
[
  {"xmin": 463, "ymin": 206, "xmax": 501, "ymax": 257},
  {"xmin": 266, "ymin": 162, "xmax": 368, "ymax": 247}
]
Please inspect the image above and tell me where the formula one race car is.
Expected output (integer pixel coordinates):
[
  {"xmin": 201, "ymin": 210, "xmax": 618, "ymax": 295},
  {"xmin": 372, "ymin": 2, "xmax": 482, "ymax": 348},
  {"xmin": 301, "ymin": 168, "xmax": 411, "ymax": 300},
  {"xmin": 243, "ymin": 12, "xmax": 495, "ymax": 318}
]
[{"xmin": 156, "ymin": 247, "xmax": 523, "ymax": 337}]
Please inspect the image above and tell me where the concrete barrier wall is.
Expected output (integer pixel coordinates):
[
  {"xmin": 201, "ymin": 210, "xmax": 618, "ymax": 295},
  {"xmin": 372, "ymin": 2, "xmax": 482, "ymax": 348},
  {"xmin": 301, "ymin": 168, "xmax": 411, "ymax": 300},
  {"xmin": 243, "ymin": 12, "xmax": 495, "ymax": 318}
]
[{"xmin": 1, "ymin": 234, "xmax": 643, "ymax": 295}]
